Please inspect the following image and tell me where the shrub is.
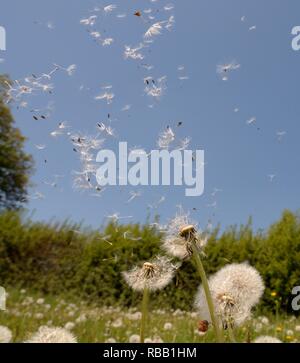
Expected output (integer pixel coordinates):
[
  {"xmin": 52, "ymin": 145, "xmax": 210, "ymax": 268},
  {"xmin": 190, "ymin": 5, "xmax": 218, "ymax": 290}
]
[{"xmin": 0, "ymin": 209, "xmax": 299, "ymax": 313}]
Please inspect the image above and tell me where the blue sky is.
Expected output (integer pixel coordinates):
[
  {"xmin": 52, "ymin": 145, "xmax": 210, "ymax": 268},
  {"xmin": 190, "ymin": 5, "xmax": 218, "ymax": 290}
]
[{"xmin": 0, "ymin": 0, "xmax": 299, "ymax": 232}]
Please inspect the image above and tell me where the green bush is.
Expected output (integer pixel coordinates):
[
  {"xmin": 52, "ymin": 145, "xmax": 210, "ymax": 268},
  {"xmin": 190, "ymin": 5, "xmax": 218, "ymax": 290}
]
[{"xmin": 0, "ymin": 210, "xmax": 299, "ymax": 313}]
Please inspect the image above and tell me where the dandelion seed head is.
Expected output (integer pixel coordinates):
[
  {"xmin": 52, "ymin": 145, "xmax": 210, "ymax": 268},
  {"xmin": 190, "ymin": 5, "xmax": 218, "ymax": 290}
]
[
  {"xmin": 64, "ymin": 322, "xmax": 75, "ymax": 330},
  {"xmin": 253, "ymin": 336, "xmax": 282, "ymax": 343},
  {"xmin": 129, "ymin": 334, "xmax": 140, "ymax": 343},
  {"xmin": 195, "ymin": 263, "xmax": 264, "ymax": 327},
  {"xmin": 163, "ymin": 322, "xmax": 173, "ymax": 331},
  {"xmin": 162, "ymin": 209, "xmax": 207, "ymax": 259},
  {"xmin": 123, "ymin": 256, "xmax": 179, "ymax": 292},
  {"xmin": 26, "ymin": 326, "xmax": 77, "ymax": 343},
  {"xmin": 0, "ymin": 326, "xmax": 12, "ymax": 343}
]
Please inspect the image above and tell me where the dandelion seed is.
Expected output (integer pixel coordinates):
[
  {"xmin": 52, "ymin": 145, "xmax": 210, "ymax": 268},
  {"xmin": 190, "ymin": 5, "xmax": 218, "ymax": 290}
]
[
  {"xmin": 195, "ymin": 263, "xmax": 265, "ymax": 328},
  {"xmin": 103, "ymin": 4, "xmax": 117, "ymax": 13},
  {"xmin": 217, "ymin": 61, "xmax": 240, "ymax": 81},
  {"xmin": 80, "ymin": 15, "xmax": 97, "ymax": 26},
  {"xmin": 144, "ymin": 22, "xmax": 164, "ymax": 38},
  {"xmin": 157, "ymin": 127, "xmax": 175, "ymax": 150},
  {"xmin": 124, "ymin": 44, "xmax": 145, "ymax": 60}
]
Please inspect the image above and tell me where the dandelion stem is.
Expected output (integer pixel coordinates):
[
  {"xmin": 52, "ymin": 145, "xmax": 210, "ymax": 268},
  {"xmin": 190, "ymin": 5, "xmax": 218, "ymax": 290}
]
[
  {"xmin": 140, "ymin": 287, "xmax": 149, "ymax": 343},
  {"xmin": 227, "ymin": 323, "xmax": 236, "ymax": 343},
  {"xmin": 191, "ymin": 243, "xmax": 223, "ymax": 343}
]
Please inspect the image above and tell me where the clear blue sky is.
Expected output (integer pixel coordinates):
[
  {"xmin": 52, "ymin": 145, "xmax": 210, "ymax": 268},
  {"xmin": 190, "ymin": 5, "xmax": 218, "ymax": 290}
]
[{"xmin": 1, "ymin": 0, "xmax": 299, "ymax": 232}]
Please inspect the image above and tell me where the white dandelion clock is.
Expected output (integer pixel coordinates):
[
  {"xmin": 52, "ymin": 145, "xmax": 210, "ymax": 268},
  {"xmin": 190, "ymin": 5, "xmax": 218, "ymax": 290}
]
[
  {"xmin": 162, "ymin": 211, "xmax": 207, "ymax": 260},
  {"xmin": 123, "ymin": 256, "xmax": 179, "ymax": 292},
  {"xmin": 0, "ymin": 326, "xmax": 12, "ymax": 343},
  {"xmin": 26, "ymin": 326, "xmax": 77, "ymax": 343},
  {"xmin": 253, "ymin": 336, "xmax": 282, "ymax": 343},
  {"xmin": 195, "ymin": 263, "xmax": 265, "ymax": 328}
]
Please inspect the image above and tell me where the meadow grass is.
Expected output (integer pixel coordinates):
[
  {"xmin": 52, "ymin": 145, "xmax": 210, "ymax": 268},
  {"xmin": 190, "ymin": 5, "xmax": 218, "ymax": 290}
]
[{"xmin": 0, "ymin": 289, "xmax": 299, "ymax": 343}]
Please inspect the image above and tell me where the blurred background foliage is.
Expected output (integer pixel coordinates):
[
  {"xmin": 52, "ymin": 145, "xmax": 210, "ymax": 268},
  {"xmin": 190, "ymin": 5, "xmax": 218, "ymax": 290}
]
[{"xmin": 0, "ymin": 209, "xmax": 299, "ymax": 314}]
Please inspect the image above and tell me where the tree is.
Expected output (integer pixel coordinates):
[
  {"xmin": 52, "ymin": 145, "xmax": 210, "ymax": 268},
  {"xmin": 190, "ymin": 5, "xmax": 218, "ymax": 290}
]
[{"xmin": 0, "ymin": 75, "xmax": 33, "ymax": 210}]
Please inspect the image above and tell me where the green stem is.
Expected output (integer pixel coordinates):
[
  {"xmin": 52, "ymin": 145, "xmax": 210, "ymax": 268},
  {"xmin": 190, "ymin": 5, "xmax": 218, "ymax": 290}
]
[
  {"xmin": 140, "ymin": 287, "xmax": 149, "ymax": 343},
  {"xmin": 192, "ymin": 243, "xmax": 223, "ymax": 343},
  {"xmin": 227, "ymin": 322, "xmax": 236, "ymax": 343}
]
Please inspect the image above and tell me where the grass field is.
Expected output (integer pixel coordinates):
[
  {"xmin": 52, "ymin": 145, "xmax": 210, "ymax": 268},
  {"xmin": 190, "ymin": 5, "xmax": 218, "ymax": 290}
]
[{"xmin": 0, "ymin": 289, "xmax": 299, "ymax": 343}]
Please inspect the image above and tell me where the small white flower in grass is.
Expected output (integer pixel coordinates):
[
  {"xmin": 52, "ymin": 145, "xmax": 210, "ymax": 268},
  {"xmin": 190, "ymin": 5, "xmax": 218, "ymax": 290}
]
[
  {"xmin": 286, "ymin": 330, "xmax": 294, "ymax": 336},
  {"xmin": 36, "ymin": 298, "xmax": 45, "ymax": 305},
  {"xmin": 195, "ymin": 263, "xmax": 264, "ymax": 328},
  {"xmin": 144, "ymin": 338, "xmax": 153, "ymax": 343},
  {"xmin": 253, "ymin": 336, "xmax": 281, "ymax": 343},
  {"xmin": 26, "ymin": 326, "xmax": 77, "ymax": 343},
  {"xmin": 123, "ymin": 256, "xmax": 179, "ymax": 292},
  {"xmin": 129, "ymin": 334, "xmax": 140, "ymax": 343},
  {"xmin": 162, "ymin": 210, "xmax": 207, "ymax": 260},
  {"xmin": 295, "ymin": 325, "xmax": 300, "ymax": 332},
  {"xmin": 164, "ymin": 322, "xmax": 173, "ymax": 331},
  {"xmin": 0, "ymin": 326, "xmax": 12, "ymax": 343}
]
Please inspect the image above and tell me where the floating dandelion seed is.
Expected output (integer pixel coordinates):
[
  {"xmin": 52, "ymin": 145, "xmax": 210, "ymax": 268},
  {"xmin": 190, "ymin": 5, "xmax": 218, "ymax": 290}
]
[
  {"xmin": 217, "ymin": 61, "xmax": 240, "ymax": 81},
  {"xmin": 26, "ymin": 326, "xmax": 77, "ymax": 343},
  {"xmin": 144, "ymin": 22, "xmax": 164, "ymax": 38},
  {"xmin": 157, "ymin": 127, "xmax": 175, "ymax": 150},
  {"xmin": 123, "ymin": 256, "xmax": 179, "ymax": 292},
  {"xmin": 195, "ymin": 263, "xmax": 265, "ymax": 328}
]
